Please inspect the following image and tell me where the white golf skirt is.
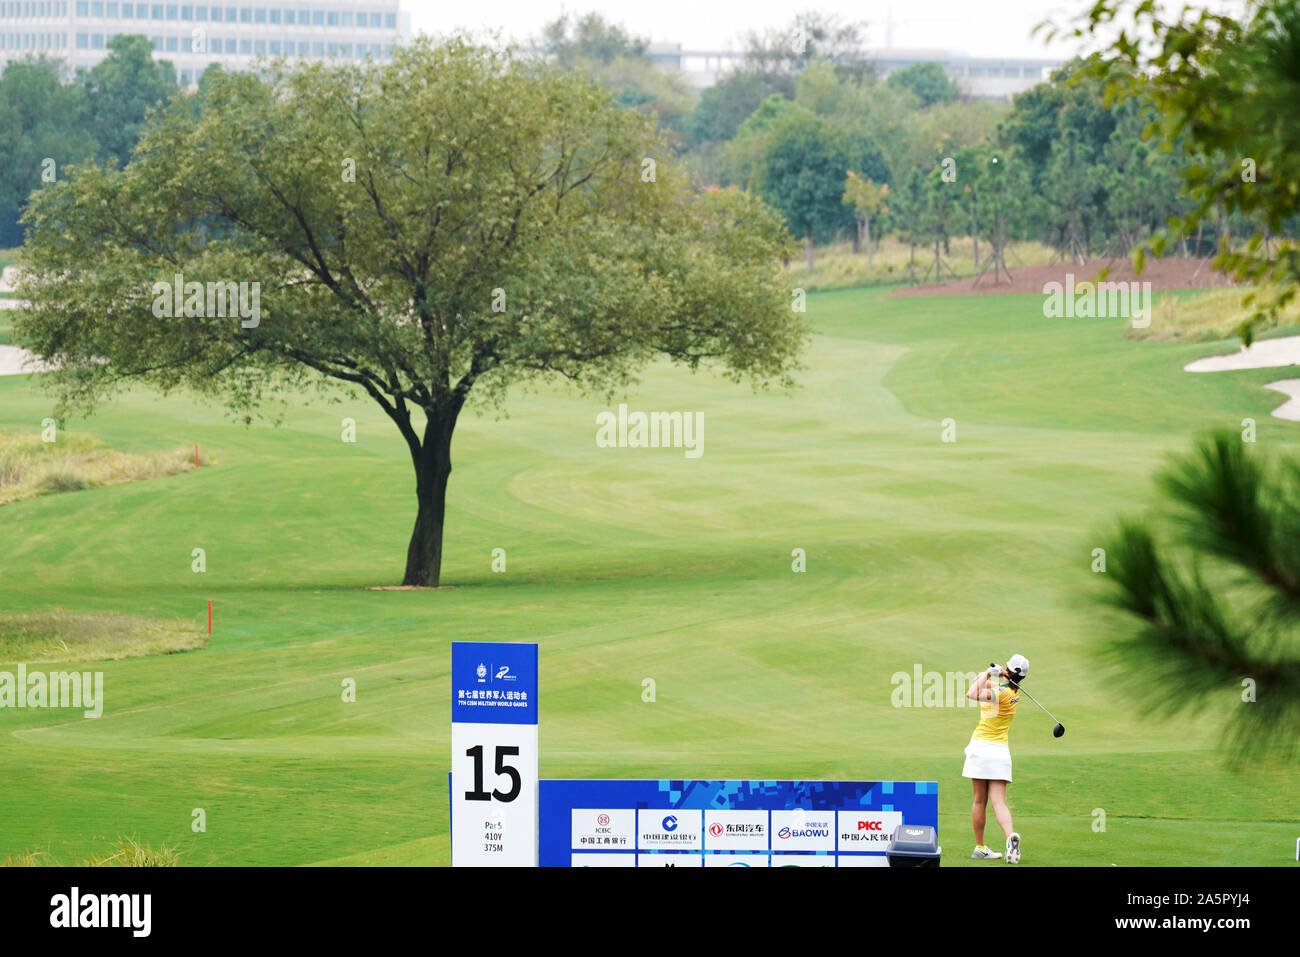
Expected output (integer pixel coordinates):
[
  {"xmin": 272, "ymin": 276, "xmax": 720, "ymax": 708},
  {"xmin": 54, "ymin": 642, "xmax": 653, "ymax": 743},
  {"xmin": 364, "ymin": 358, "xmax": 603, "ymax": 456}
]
[{"xmin": 962, "ymin": 738, "xmax": 1012, "ymax": 782}]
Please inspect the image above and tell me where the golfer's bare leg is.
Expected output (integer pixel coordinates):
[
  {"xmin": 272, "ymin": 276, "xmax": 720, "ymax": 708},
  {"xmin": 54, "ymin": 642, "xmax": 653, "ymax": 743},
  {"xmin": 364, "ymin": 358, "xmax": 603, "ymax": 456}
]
[
  {"xmin": 988, "ymin": 779, "xmax": 1013, "ymax": 839},
  {"xmin": 971, "ymin": 778, "xmax": 988, "ymax": 845}
]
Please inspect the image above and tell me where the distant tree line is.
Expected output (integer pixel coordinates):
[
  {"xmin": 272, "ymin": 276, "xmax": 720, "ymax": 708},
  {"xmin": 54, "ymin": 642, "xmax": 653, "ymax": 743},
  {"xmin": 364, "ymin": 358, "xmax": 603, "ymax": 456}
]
[
  {"xmin": 543, "ymin": 10, "xmax": 1300, "ymax": 276},
  {"xmin": 6, "ymin": 8, "xmax": 1298, "ymax": 283},
  {"xmin": 0, "ymin": 35, "xmax": 178, "ymax": 247}
]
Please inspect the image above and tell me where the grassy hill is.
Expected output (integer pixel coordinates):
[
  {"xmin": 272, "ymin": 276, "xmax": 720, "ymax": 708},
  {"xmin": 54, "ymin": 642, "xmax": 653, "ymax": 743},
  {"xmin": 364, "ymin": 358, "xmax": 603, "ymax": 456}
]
[{"xmin": 0, "ymin": 285, "xmax": 1295, "ymax": 866}]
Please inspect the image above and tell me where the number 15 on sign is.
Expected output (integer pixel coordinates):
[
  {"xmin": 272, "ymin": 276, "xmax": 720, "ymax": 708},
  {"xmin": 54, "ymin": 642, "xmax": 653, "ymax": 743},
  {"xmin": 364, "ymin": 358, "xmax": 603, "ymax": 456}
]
[{"xmin": 450, "ymin": 642, "xmax": 539, "ymax": 867}]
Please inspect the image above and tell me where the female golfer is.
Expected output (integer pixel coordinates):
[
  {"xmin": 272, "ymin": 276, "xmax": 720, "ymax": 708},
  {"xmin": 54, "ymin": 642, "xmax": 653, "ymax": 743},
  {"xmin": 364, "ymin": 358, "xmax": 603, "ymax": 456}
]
[{"xmin": 963, "ymin": 655, "xmax": 1028, "ymax": 863}]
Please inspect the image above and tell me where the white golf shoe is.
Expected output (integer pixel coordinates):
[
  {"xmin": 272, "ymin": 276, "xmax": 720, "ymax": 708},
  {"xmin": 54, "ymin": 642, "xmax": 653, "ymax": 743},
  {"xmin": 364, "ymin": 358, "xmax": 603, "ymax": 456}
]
[
  {"xmin": 1006, "ymin": 832, "xmax": 1021, "ymax": 864},
  {"xmin": 971, "ymin": 844, "xmax": 1002, "ymax": 859}
]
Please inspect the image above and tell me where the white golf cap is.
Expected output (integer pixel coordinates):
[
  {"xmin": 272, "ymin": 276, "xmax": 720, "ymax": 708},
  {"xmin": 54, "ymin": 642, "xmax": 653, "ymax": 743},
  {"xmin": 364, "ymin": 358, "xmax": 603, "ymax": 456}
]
[{"xmin": 1006, "ymin": 654, "xmax": 1029, "ymax": 680}]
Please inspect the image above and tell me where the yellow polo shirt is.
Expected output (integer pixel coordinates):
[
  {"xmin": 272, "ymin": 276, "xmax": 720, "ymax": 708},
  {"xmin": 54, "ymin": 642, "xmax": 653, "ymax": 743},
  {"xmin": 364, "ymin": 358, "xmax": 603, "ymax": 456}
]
[{"xmin": 971, "ymin": 684, "xmax": 1018, "ymax": 744}]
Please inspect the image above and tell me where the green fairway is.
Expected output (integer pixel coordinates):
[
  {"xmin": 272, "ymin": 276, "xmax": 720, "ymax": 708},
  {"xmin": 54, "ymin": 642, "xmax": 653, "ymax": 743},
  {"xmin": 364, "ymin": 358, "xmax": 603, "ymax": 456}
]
[{"xmin": 1, "ymin": 286, "xmax": 1296, "ymax": 866}]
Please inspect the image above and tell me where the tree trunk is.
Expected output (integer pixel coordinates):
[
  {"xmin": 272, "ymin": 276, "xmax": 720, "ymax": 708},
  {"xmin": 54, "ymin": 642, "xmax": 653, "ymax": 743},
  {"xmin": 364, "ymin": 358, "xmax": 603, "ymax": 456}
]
[
  {"xmin": 864, "ymin": 217, "xmax": 873, "ymax": 271},
  {"xmin": 402, "ymin": 413, "xmax": 457, "ymax": 587},
  {"xmin": 852, "ymin": 218, "xmax": 862, "ymax": 254},
  {"xmin": 805, "ymin": 230, "xmax": 815, "ymax": 272}
]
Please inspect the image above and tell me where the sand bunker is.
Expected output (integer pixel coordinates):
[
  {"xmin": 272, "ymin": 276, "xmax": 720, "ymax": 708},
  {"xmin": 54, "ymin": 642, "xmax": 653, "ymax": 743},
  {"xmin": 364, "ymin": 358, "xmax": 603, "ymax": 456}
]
[
  {"xmin": 0, "ymin": 345, "xmax": 54, "ymax": 376},
  {"xmin": 1185, "ymin": 334, "xmax": 1300, "ymax": 422},
  {"xmin": 1184, "ymin": 335, "xmax": 1300, "ymax": 372},
  {"xmin": 1264, "ymin": 379, "xmax": 1300, "ymax": 422}
]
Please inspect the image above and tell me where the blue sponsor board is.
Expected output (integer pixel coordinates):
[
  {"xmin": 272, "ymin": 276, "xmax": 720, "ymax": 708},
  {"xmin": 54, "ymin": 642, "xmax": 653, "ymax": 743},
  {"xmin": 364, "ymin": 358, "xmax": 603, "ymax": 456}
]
[
  {"xmin": 450, "ymin": 641, "xmax": 538, "ymax": 726},
  {"xmin": 540, "ymin": 779, "xmax": 938, "ymax": 867}
]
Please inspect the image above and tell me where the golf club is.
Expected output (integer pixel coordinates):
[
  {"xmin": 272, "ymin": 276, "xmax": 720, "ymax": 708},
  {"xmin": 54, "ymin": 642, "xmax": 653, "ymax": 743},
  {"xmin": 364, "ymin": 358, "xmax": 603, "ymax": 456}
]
[{"xmin": 1016, "ymin": 684, "xmax": 1065, "ymax": 738}]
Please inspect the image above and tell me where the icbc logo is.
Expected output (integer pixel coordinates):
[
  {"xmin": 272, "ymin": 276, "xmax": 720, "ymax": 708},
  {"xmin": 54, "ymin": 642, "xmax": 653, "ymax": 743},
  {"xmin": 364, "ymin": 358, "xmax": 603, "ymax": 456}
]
[
  {"xmin": 597, "ymin": 814, "xmax": 611, "ymax": 827},
  {"xmin": 709, "ymin": 823, "xmax": 723, "ymax": 837},
  {"xmin": 857, "ymin": 820, "xmax": 883, "ymax": 831}
]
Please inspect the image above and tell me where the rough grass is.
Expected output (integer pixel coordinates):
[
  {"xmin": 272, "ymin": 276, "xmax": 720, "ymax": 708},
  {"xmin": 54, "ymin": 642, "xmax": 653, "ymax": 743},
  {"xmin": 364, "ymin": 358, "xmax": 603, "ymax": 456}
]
[
  {"xmin": 4, "ymin": 837, "xmax": 179, "ymax": 866},
  {"xmin": 1130, "ymin": 286, "xmax": 1300, "ymax": 342},
  {"xmin": 0, "ymin": 609, "xmax": 208, "ymax": 662},
  {"xmin": 0, "ymin": 430, "xmax": 207, "ymax": 505},
  {"xmin": 787, "ymin": 236, "xmax": 1057, "ymax": 291}
]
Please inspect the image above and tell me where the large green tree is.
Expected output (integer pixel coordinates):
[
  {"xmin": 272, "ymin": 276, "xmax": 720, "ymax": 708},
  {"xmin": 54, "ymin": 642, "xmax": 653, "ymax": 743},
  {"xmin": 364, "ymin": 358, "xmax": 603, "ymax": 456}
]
[
  {"xmin": 755, "ymin": 111, "xmax": 853, "ymax": 270},
  {"xmin": 1058, "ymin": 0, "xmax": 1300, "ymax": 341},
  {"xmin": 0, "ymin": 57, "xmax": 96, "ymax": 246},
  {"xmin": 16, "ymin": 38, "xmax": 804, "ymax": 587},
  {"xmin": 885, "ymin": 62, "xmax": 960, "ymax": 108},
  {"xmin": 685, "ymin": 71, "xmax": 794, "ymax": 149},
  {"xmin": 1098, "ymin": 433, "xmax": 1300, "ymax": 758},
  {"xmin": 79, "ymin": 33, "xmax": 179, "ymax": 169},
  {"xmin": 539, "ymin": 13, "xmax": 692, "ymax": 134}
]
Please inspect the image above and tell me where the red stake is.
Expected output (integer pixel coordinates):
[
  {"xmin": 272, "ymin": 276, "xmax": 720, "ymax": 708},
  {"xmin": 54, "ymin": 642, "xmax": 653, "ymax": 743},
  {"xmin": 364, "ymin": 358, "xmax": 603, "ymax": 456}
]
[
  {"xmin": 195, "ymin": 444, "xmax": 200, "ymax": 467},
  {"xmin": 207, "ymin": 599, "xmax": 212, "ymax": 635}
]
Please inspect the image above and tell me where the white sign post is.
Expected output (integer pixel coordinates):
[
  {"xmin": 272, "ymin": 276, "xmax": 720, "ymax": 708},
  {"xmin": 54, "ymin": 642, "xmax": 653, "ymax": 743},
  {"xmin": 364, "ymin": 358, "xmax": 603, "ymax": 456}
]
[{"xmin": 450, "ymin": 642, "xmax": 538, "ymax": 867}]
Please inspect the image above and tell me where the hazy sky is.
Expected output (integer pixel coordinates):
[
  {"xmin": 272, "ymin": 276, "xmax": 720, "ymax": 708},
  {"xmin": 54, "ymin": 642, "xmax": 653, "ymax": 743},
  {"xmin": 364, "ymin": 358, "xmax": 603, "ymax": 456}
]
[{"xmin": 405, "ymin": 0, "xmax": 1091, "ymax": 60}]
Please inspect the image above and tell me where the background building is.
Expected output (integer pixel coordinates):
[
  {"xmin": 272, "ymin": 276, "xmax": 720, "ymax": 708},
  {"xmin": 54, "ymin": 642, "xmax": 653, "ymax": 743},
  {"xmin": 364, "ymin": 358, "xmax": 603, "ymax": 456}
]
[
  {"xmin": 649, "ymin": 43, "xmax": 1059, "ymax": 99},
  {"xmin": 0, "ymin": 1, "xmax": 409, "ymax": 85}
]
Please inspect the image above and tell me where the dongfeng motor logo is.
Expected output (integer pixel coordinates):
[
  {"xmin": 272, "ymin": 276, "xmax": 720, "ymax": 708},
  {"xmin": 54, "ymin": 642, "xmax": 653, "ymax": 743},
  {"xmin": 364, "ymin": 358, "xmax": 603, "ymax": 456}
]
[{"xmin": 709, "ymin": 823, "xmax": 723, "ymax": 836}]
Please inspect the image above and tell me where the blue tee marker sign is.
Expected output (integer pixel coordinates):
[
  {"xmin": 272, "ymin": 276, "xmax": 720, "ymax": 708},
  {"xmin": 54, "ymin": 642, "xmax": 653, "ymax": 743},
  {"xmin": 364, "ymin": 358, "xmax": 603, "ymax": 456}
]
[{"xmin": 450, "ymin": 642, "xmax": 539, "ymax": 867}]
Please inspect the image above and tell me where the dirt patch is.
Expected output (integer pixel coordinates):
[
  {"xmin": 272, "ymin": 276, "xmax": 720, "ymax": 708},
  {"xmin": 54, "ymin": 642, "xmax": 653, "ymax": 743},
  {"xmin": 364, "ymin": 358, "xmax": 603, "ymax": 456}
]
[
  {"xmin": 365, "ymin": 585, "xmax": 457, "ymax": 591},
  {"xmin": 888, "ymin": 257, "xmax": 1241, "ymax": 297}
]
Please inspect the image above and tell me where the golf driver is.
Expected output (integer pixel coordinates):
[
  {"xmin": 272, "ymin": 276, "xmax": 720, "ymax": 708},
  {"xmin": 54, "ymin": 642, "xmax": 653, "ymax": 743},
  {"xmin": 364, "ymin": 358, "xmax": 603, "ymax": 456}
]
[
  {"xmin": 991, "ymin": 659, "xmax": 1064, "ymax": 737},
  {"xmin": 1016, "ymin": 684, "xmax": 1065, "ymax": 737}
]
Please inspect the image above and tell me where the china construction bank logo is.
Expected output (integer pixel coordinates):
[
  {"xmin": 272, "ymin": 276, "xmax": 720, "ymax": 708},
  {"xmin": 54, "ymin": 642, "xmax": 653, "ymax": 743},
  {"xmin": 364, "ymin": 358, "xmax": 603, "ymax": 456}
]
[{"xmin": 639, "ymin": 811, "xmax": 699, "ymax": 847}]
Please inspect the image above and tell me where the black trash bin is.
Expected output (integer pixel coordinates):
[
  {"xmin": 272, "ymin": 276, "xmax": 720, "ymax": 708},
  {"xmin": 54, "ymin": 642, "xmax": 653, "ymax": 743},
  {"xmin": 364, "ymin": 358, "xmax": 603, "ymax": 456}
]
[{"xmin": 885, "ymin": 824, "xmax": 941, "ymax": 867}]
